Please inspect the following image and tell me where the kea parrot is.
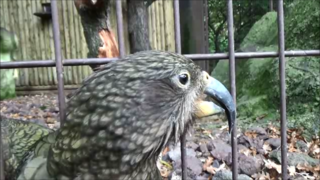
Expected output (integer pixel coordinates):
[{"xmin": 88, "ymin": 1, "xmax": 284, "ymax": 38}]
[{"xmin": 1, "ymin": 50, "xmax": 235, "ymax": 180}]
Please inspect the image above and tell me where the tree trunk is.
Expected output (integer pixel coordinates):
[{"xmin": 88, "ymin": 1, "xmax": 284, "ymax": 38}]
[
  {"xmin": 127, "ymin": 0, "xmax": 152, "ymax": 53},
  {"xmin": 74, "ymin": 0, "xmax": 119, "ymax": 71}
]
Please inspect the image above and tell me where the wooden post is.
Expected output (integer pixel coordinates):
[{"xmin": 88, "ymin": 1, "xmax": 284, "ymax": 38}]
[{"xmin": 179, "ymin": 0, "xmax": 209, "ymax": 72}]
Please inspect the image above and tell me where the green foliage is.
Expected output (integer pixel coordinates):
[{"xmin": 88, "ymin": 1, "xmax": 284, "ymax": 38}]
[
  {"xmin": 0, "ymin": 27, "xmax": 18, "ymax": 100},
  {"xmin": 208, "ymin": 0, "xmax": 269, "ymax": 53},
  {"xmin": 285, "ymin": 0, "xmax": 320, "ymax": 50},
  {"xmin": 211, "ymin": 0, "xmax": 320, "ymax": 137}
]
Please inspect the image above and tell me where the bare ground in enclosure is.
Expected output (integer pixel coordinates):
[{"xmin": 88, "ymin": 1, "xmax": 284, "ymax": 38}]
[{"xmin": 1, "ymin": 94, "xmax": 319, "ymax": 180}]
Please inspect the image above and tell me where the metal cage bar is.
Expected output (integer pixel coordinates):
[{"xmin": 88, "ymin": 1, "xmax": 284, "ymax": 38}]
[
  {"xmin": 277, "ymin": 0, "xmax": 288, "ymax": 179},
  {"xmin": 0, "ymin": 122, "xmax": 4, "ymax": 180},
  {"xmin": 1, "ymin": 0, "xmax": 320, "ymax": 179},
  {"xmin": 51, "ymin": 0, "xmax": 66, "ymax": 127},
  {"xmin": 173, "ymin": 0, "xmax": 188, "ymax": 179},
  {"xmin": 116, "ymin": 0, "xmax": 126, "ymax": 58},
  {"xmin": 227, "ymin": 0, "xmax": 238, "ymax": 179},
  {"xmin": 1, "ymin": 50, "xmax": 319, "ymax": 69}
]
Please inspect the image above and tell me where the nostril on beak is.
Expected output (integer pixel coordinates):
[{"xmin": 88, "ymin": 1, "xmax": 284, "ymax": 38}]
[{"xmin": 202, "ymin": 71, "xmax": 210, "ymax": 82}]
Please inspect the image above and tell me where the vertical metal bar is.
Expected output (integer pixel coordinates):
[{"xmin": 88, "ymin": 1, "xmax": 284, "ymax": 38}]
[
  {"xmin": 270, "ymin": 0, "xmax": 274, "ymax": 11},
  {"xmin": 180, "ymin": 131, "xmax": 187, "ymax": 180},
  {"xmin": 51, "ymin": 0, "xmax": 66, "ymax": 127},
  {"xmin": 174, "ymin": 0, "xmax": 186, "ymax": 179},
  {"xmin": 203, "ymin": 0, "xmax": 209, "ymax": 54},
  {"xmin": 174, "ymin": 0, "xmax": 181, "ymax": 54},
  {"xmin": 116, "ymin": 0, "xmax": 126, "ymax": 58},
  {"xmin": 0, "ymin": 120, "xmax": 4, "ymax": 180},
  {"xmin": 277, "ymin": 0, "xmax": 288, "ymax": 179},
  {"xmin": 227, "ymin": 0, "xmax": 237, "ymax": 179}
]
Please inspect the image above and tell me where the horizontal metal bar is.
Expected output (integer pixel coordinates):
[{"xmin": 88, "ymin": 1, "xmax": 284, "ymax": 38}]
[
  {"xmin": 1, "ymin": 50, "xmax": 319, "ymax": 69},
  {"xmin": 0, "ymin": 58, "xmax": 118, "ymax": 69},
  {"xmin": 185, "ymin": 50, "xmax": 320, "ymax": 60}
]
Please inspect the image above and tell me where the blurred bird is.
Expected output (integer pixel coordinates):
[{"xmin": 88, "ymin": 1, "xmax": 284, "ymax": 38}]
[{"xmin": 1, "ymin": 50, "xmax": 235, "ymax": 180}]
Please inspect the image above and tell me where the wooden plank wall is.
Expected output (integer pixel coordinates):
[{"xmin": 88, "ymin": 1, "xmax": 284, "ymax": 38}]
[{"xmin": 0, "ymin": 0, "xmax": 175, "ymax": 90}]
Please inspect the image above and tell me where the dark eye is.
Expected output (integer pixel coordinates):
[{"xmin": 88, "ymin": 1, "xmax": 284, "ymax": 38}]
[{"xmin": 179, "ymin": 73, "xmax": 189, "ymax": 85}]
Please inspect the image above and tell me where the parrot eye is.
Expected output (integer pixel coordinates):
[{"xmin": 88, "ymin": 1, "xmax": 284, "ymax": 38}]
[
  {"xmin": 179, "ymin": 74, "xmax": 189, "ymax": 85},
  {"xmin": 172, "ymin": 70, "xmax": 191, "ymax": 89}
]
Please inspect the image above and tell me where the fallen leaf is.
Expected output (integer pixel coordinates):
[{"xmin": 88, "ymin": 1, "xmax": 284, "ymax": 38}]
[
  {"xmin": 250, "ymin": 147, "xmax": 257, "ymax": 156},
  {"xmin": 162, "ymin": 146, "xmax": 170, "ymax": 155},
  {"xmin": 263, "ymin": 143, "xmax": 272, "ymax": 155},
  {"xmin": 264, "ymin": 159, "xmax": 282, "ymax": 174},
  {"xmin": 296, "ymin": 163, "xmax": 320, "ymax": 178},
  {"xmin": 245, "ymin": 131, "xmax": 258, "ymax": 139},
  {"xmin": 220, "ymin": 125, "xmax": 228, "ymax": 131},
  {"xmin": 296, "ymin": 172, "xmax": 316, "ymax": 180},
  {"xmin": 205, "ymin": 162, "xmax": 226, "ymax": 175},
  {"xmin": 203, "ymin": 156, "xmax": 214, "ymax": 171},
  {"xmin": 288, "ymin": 166, "xmax": 296, "ymax": 176},
  {"xmin": 308, "ymin": 138, "xmax": 320, "ymax": 159},
  {"xmin": 239, "ymin": 148, "xmax": 251, "ymax": 157},
  {"xmin": 252, "ymin": 172, "xmax": 271, "ymax": 180}
]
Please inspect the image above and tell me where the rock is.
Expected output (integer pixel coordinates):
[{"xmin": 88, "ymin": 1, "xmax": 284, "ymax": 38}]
[
  {"xmin": 48, "ymin": 107, "xmax": 59, "ymax": 113},
  {"xmin": 169, "ymin": 172, "xmax": 181, "ymax": 180},
  {"xmin": 187, "ymin": 141, "xmax": 199, "ymax": 150},
  {"xmin": 29, "ymin": 119, "xmax": 48, "ymax": 127},
  {"xmin": 296, "ymin": 140, "xmax": 308, "ymax": 153},
  {"xmin": 217, "ymin": 131, "xmax": 231, "ymax": 143},
  {"xmin": 207, "ymin": 143, "xmax": 213, "ymax": 151},
  {"xmin": 186, "ymin": 148, "xmax": 197, "ymax": 157},
  {"xmin": 161, "ymin": 153, "xmax": 170, "ymax": 162},
  {"xmin": 6, "ymin": 106, "xmax": 21, "ymax": 114},
  {"xmin": 43, "ymin": 112, "xmax": 54, "ymax": 118},
  {"xmin": 196, "ymin": 176, "xmax": 207, "ymax": 180},
  {"xmin": 46, "ymin": 117, "xmax": 56, "ymax": 124},
  {"xmin": 269, "ymin": 150, "xmax": 319, "ymax": 166},
  {"xmin": 238, "ymin": 154, "xmax": 264, "ymax": 176},
  {"xmin": 225, "ymin": 153, "xmax": 232, "ymax": 166},
  {"xmin": 212, "ymin": 160, "xmax": 220, "ymax": 168},
  {"xmin": 199, "ymin": 144, "xmax": 209, "ymax": 153},
  {"xmin": 237, "ymin": 144, "xmax": 249, "ymax": 152},
  {"xmin": 186, "ymin": 156, "xmax": 203, "ymax": 176},
  {"xmin": 29, "ymin": 103, "xmax": 40, "ymax": 109},
  {"xmin": 237, "ymin": 135, "xmax": 253, "ymax": 148},
  {"xmin": 210, "ymin": 139, "xmax": 231, "ymax": 162},
  {"xmin": 196, "ymin": 172, "xmax": 211, "ymax": 180},
  {"xmin": 196, "ymin": 151, "xmax": 202, "ymax": 158},
  {"xmin": 172, "ymin": 155, "xmax": 203, "ymax": 180},
  {"xmin": 212, "ymin": 170, "xmax": 252, "ymax": 180},
  {"xmin": 258, "ymin": 134, "xmax": 269, "ymax": 141},
  {"xmin": 237, "ymin": 134, "xmax": 265, "ymax": 155},
  {"xmin": 168, "ymin": 148, "xmax": 180, "ymax": 162},
  {"xmin": 291, "ymin": 174, "xmax": 309, "ymax": 180},
  {"xmin": 168, "ymin": 146, "xmax": 197, "ymax": 163},
  {"xmin": 265, "ymin": 138, "xmax": 281, "ymax": 149},
  {"xmin": 247, "ymin": 127, "xmax": 269, "ymax": 140},
  {"xmin": 251, "ymin": 138, "xmax": 265, "ymax": 155}
]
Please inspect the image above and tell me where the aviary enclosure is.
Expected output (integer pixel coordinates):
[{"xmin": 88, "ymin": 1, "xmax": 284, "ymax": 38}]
[{"xmin": 1, "ymin": 0, "xmax": 320, "ymax": 180}]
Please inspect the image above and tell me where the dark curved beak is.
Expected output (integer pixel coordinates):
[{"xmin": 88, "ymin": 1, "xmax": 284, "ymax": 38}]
[{"xmin": 195, "ymin": 71, "xmax": 236, "ymax": 133}]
